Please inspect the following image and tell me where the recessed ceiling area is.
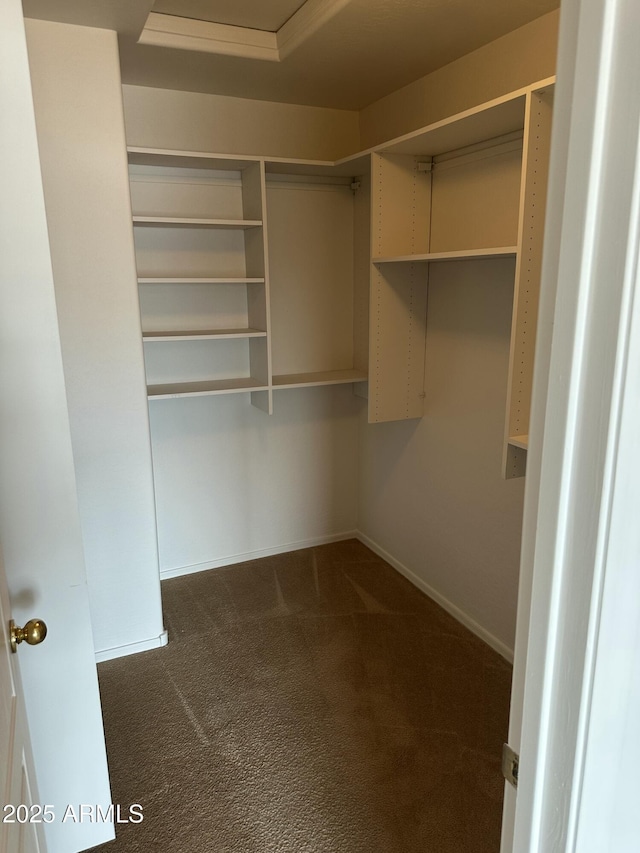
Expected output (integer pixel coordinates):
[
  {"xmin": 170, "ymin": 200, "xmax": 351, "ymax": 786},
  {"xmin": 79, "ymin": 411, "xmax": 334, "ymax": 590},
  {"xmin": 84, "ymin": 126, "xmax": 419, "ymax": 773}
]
[
  {"xmin": 22, "ymin": 0, "xmax": 561, "ymax": 111},
  {"xmin": 151, "ymin": 0, "xmax": 308, "ymax": 32}
]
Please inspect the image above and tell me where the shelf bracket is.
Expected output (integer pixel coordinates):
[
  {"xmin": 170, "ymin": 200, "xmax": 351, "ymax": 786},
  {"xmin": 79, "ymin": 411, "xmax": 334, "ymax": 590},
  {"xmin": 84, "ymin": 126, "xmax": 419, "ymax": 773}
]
[
  {"xmin": 417, "ymin": 160, "xmax": 433, "ymax": 173},
  {"xmin": 350, "ymin": 179, "xmax": 361, "ymax": 192}
]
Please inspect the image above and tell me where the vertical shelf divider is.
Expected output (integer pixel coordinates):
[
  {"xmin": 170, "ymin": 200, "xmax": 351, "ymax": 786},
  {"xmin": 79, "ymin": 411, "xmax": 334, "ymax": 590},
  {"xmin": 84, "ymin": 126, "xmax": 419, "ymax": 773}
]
[
  {"xmin": 503, "ymin": 84, "xmax": 555, "ymax": 478},
  {"xmin": 244, "ymin": 160, "xmax": 273, "ymax": 414},
  {"xmin": 368, "ymin": 153, "xmax": 431, "ymax": 423}
]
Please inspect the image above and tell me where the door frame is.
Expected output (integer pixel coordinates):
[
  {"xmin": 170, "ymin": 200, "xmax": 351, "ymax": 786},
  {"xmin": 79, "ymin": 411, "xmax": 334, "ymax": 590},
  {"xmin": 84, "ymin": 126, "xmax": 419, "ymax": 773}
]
[{"xmin": 504, "ymin": 0, "xmax": 640, "ymax": 849}]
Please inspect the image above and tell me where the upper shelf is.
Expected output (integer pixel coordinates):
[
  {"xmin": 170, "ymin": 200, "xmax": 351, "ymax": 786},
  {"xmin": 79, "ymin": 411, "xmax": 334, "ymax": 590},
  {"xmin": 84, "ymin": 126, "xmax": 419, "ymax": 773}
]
[
  {"xmin": 379, "ymin": 94, "xmax": 527, "ymax": 158},
  {"xmin": 273, "ymin": 369, "xmax": 368, "ymax": 389},
  {"xmin": 373, "ymin": 247, "xmax": 518, "ymax": 264},
  {"xmin": 137, "ymin": 277, "xmax": 265, "ymax": 285},
  {"xmin": 128, "ymin": 148, "xmax": 260, "ymax": 171},
  {"xmin": 142, "ymin": 328, "xmax": 267, "ymax": 342},
  {"xmin": 132, "ymin": 216, "xmax": 262, "ymax": 229}
]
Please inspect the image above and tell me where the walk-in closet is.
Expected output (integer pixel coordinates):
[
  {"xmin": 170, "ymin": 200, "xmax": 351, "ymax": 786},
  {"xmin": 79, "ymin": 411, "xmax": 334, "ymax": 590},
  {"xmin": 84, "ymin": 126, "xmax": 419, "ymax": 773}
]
[{"xmin": 4, "ymin": 2, "xmax": 563, "ymax": 851}]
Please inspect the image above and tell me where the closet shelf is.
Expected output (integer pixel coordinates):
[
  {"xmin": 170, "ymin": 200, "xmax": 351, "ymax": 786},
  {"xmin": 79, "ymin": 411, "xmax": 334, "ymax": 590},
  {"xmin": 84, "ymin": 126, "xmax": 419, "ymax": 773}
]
[
  {"xmin": 132, "ymin": 216, "xmax": 262, "ymax": 229},
  {"xmin": 380, "ymin": 93, "xmax": 526, "ymax": 158},
  {"xmin": 508, "ymin": 434, "xmax": 529, "ymax": 450},
  {"xmin": 128, "ymin": 147, "xmax": 261, "ymax": 171},
  {"xmin": 137, "ymin": 277, "xmax": 265, "ymax": 285},
  {"xmin": 148, "ymin": 378, "xmax": 268, "ymax": 399},
  {"xmin": 273, "ymin": 369, "xmax": 368, "ymax": 389},
  {"xmin": 373, "ymin": 247, "xmax": 518, "ymax": 264},
  {"xmin": 143, "ymin": 328, "xmax": 267, "ymax": 342}
]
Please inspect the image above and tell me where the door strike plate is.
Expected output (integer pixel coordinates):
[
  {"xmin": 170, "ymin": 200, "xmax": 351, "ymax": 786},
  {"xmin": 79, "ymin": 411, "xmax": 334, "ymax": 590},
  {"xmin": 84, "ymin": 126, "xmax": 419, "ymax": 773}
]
[{"xmin": 502, "ymin": 743, "xmax": 519, "ymax": 789}]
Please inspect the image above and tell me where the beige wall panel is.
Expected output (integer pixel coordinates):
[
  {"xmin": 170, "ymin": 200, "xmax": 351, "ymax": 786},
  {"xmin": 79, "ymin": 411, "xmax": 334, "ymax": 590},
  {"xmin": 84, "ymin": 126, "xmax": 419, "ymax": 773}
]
[
  {"xmin": 368, "ymin": 264, "xmax": 429, "ymax": 423},
  {"xmin": 359, "ymin": 10, "xmax": 559, "ymax": 149},
  {"xmin": 241, "ymin": 162, "xmax": 264, "ymax": 222},
  {"xmin": 133, "ymin": 226, "xmax": 249, "ymax": 278},
  {"xmin": 267, "ymin": 182, "xmax": 354, "ymax": 375},
  {"xmin": 138, "ymin": 282, "xmax": 250, "ymax": 332},
  {"xmin": 123, "ymin": 84, "xmax": 360, "ymax": 161},
  {"xmin": 129, "ymin": 167, "xmax": 245, "ymax": 219},
  {"xmin": 359, "ymin": 258, "xmax": 524, "ymax": 650},
  {"xmin": 150, "ymin": 389, "xmax": 359, "ymax": 572},
  {"xmin": 143, "ymin": 338, "xmax": 252, "ymax": 385},
  {"xmin": 430, "ymin": 146, "xmax": 522, "ymax": 252}
]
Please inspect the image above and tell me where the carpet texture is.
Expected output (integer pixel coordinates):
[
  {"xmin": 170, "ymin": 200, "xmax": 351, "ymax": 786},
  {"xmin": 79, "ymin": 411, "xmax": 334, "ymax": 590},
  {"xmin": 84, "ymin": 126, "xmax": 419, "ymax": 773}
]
[{"xmin": 93, "ymin": 540, "xmax": 511, "ymax": 852}]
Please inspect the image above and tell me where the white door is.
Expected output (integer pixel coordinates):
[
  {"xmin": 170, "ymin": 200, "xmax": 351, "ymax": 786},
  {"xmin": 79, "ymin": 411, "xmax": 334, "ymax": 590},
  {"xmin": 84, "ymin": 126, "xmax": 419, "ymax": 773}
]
[
  {"xmin": 1, "ymin": 546, "xmax": 43, "ymax": 853},
  {"xmin": 0, "ymin": 1, "xmax": 114, "ymax": 852}
]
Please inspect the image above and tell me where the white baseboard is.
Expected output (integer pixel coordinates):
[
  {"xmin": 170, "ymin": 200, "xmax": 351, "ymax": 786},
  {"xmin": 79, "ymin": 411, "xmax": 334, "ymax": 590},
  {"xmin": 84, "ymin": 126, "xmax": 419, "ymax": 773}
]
[
  {"xmin": 95, "ymin": 628, "xmax": 168, "ymax": 663},
  {"xmin": 356, "ymin": 531, "xmax": 514, "ymax": 663},
  {"xmin": 159, "ymin": 530, "xmax": 359, "ymax": 580}
]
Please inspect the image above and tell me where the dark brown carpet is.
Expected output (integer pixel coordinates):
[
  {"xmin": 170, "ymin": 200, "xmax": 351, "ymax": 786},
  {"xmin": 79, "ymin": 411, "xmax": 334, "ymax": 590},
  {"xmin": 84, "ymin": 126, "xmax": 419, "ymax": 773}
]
[{"xmin": 93, "ymin": 540, "xmax": 511, "ymax": 852}]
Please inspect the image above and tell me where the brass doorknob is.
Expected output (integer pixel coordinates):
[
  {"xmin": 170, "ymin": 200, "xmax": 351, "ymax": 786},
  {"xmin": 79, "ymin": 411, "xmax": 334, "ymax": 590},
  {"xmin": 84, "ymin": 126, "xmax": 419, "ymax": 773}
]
[{"xmin": 10, "ymin": 619, "xmax": 47, "ymax": 653}]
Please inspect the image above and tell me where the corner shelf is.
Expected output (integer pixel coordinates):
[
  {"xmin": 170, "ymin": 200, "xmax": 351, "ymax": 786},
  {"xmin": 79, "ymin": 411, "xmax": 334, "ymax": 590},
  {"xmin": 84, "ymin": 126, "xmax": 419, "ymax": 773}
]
[
  {"xmin": 373, "ymin": 247, "xmax": 518, "ymax": 264},
  {"xmin": 147, "ymin": 378, "xmax": 269, "ymax": 399},
  {"xmin": 132, "ymin": 216, "xmax": 262, "ymax": 229},
  {"xmin": 272, "ymin": 369, "xmax": 368, "ymax": 390}
]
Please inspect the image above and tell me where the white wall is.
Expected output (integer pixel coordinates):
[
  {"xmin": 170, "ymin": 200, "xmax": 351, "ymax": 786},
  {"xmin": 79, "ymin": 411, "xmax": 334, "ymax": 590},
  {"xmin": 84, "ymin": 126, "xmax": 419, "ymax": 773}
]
[
  {"xmin": 358, "ymin": 261, "xmax": 526, "ymax": 655},
  {"xmin": 25, "ymin": 19, "xmax": 165, "ymax": 659},
  {"xmin": 152, "ymin": 389, "xmax": 359, "ymax": 576}
]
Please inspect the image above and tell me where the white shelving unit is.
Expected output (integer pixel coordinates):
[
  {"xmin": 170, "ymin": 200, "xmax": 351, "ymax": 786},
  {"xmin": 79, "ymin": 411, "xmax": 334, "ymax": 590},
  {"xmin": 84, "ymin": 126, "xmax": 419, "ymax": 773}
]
[
  {"xmin": 127, "ymin": 77, "xmax": 553, "ymax": 475},
  {"xmin": 129, "ymin": 151, "xmax": 273, "ymax": 412},
  {"xmin": 128, "ymin": 147, "xmax": 370, "ymax": 408},
  {"xmin": 366, "ymin": 78, "xmax": 554, "ymax": 479}
]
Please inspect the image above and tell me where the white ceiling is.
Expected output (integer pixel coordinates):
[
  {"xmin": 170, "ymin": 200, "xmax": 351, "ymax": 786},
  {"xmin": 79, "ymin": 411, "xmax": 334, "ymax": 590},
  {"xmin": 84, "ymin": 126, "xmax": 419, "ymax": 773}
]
[
  {"xmin": 151, "ymin": 0, "xmax": 308, "ymax": 32},
  {"xmin": 23, "ymin": 0, "xmax": 560, "ymax": 111}
]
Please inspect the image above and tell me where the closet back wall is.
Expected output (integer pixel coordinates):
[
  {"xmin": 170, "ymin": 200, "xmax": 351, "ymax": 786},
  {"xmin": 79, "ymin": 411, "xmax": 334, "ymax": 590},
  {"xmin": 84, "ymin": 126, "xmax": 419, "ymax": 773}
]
[
  {"xmin": 151, "ymin": 390, "xmax": 359, "ymax": 575},
  {"xmin": 122, "ymin": 85, "xmax": 360, "ymax": 161}
]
